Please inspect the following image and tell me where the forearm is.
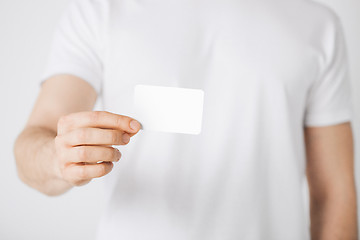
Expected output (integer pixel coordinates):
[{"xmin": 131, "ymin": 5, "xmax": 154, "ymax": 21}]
[
  {"xmin": 309, "ymin": 182, "xmax": 358, "ymax": 240},
  {"xmin": 14, "ymin": 126, "xmax": 72, "ymax": 196}
]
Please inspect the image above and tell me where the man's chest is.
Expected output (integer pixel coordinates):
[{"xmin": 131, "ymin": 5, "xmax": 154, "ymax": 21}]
[{"xmin": 102, "ymin": 0, "xmax": 319, "ymax": 115}]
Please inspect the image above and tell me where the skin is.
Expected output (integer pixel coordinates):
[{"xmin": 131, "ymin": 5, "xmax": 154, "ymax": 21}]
[
  {"xmin": 14, "ymin": 74, "xmax": 357, "ymax": 238},
  {"xmin": 14, "ymin": 74, "xmax": 141, "ymax": 195},
  {"xmin": 305, "ymin": 123, "xmax": 358, "ymax": 240}
]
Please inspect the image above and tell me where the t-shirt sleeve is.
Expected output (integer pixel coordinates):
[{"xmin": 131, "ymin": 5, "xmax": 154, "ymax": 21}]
[
  {"xmin": 40, "ymin": 0, "xmax": 105, "ymax": 94},
  {"xmin": 304, "ymin": 15, "xmax": 352, "ymax": 127}
]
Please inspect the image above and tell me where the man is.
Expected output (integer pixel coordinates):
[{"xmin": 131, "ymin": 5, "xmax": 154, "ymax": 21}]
[{"xmin": 14, "ymin": 0, "xmax": 357, "ymax": 239}]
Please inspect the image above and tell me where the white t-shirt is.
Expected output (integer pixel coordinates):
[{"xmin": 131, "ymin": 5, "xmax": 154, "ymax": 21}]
[{"xmin": 41, "ymin": 0, "xmax": 352, "ymax": 239}]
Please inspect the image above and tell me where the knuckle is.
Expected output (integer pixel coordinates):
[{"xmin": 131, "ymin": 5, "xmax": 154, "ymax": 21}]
[
  {"xmin": 98, "ymin": 164, "xmax": 107, "ymax": 176},
  {"xmin": 57, "ymin": 115, "xmax": 72, "ymax": 132},
  {"xmin": 110, "ymin": 131, "xmax": 119, "ymax": 144},
  {"xmin": 115, "ymin": 115, "xmax": 125, "ymax": 128},
  {"xmin": 78, "ymin": 166, "xmax": 87, "ymax": 180},
  {"xmin": 77, "ymin": 147, "xmax": 88, "ymax": 161},
  {"xmin": 75, "ymin": 129, "xmax": 87, "ymax": 143},
  {"xmin": 89, "ymin": 111, "xmax": 101, "ymax": 124}
]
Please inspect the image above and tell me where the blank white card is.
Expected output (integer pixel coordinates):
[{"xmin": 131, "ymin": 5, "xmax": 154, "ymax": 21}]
[{"xmin": 133, "ymin": 85, "xmax": 204, "ymax": 135}]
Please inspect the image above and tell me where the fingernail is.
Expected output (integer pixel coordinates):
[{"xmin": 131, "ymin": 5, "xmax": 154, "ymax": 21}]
[
  {"xmin": 115, "ymin": 149, "xmax": 122, "ymax": 161},
  {"xmin": 122, "ymin": 133, "xmax": 130, "ymax": 143},
  {"xmin": 130, "ymin": 120, "xmax": 140, "ymax": 130}
]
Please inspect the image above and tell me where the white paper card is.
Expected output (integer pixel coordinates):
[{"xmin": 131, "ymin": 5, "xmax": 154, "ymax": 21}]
[{"xmin": 134, "ymin": 85, "xmax": 204, "ymax": 135}]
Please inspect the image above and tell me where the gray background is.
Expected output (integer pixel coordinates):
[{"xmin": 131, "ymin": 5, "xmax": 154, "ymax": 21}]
[{"xmin": 0, "ymin": 0, "xmax": 359, "ymax": 239}]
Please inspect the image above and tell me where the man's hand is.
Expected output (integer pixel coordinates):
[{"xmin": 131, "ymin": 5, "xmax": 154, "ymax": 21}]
[
  {"xmin": 54, "ymin": 111, "xmax": 141, "ymax": 186},
  {"xmin": 14, "ymin": 74, "xmax": 141, "ymax": 196}
]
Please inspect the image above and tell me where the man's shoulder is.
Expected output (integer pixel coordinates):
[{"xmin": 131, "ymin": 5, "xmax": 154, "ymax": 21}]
[
  {"xmin": 275, "ymin": 0, "xmax": 344, "ymax": 47},
  {"xmin": 300, "ymin": 0, "xmax": 342, "ymax": 27},
  {"xmin": 68, "ymin": 0, "xmax": 110, "ymax": 10}
]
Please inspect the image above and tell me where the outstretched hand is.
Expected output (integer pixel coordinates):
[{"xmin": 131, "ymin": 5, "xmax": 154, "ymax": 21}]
[{"xmin": 54, "ymin": 111, "xmax": 141, "ymax": 186}]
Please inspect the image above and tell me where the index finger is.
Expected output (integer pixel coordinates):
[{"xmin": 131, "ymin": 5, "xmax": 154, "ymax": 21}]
[{"xmin": 58, "ymin": 111, "xmax": 141, "ymax": 135}]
